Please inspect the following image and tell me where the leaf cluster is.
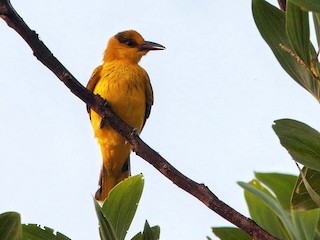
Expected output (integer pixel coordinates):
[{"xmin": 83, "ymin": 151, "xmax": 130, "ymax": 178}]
[
  {"xmin": 94, "ymin": 174, "xmax": 160, "ymax": 240},
  {"xmin": 0, "ymin": 212, "xmax": 71, "ymax": 240},
  {"xmin": 251, "ymin": 0, "xmax": 320, "ymax": 213},
  {"xmin": 211, "ymin": 171, "xmax": 320, "ymax": 240},
  {"xmin": 210, "ymin": 0, "xmax": 320, "ymax": 239},
  {"xmin": 253, "ymin": 0, "xmax": 320, "ymax": 101},
  {"xmin": 0, "ymin": 174, "xmax": 160, "ymax": 240}
]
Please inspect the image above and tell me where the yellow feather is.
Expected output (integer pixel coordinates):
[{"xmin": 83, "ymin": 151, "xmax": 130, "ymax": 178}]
[{"xmin": 86, "ymin": 30, "xmax": 164, "ymax": 202}]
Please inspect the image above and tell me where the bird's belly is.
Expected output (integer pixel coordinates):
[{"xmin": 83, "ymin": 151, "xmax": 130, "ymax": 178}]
[{"xmin": 91, "ymin": 76, "xmax": 146, "ymax": 139}]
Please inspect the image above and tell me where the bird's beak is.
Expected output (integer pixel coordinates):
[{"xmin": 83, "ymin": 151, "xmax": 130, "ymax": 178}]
[{"xmin": 137, "ymin": 41, "xmax": 166, "ymax": 51}]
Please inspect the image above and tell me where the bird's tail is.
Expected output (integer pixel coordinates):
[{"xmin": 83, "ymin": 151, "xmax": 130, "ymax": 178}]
[{"xmin": 95, "ymin": 156, "xmax": 131, "ymax": 202}]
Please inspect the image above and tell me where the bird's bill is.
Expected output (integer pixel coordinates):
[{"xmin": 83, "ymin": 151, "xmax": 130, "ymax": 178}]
[{"xmin": 137, "ymin": 41, "xmax": 165, "ymax": 51}]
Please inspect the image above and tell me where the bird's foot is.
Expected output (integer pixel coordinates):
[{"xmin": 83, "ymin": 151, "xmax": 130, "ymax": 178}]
[
  {"xmin": 132, "ymin": 127, "xmax": 139, "ymax": 135},
  {"xmin": 124, "ymin": 128, "xmax": 138, "ymax": 145},
  {"xmin": 99, "ymin": 118, "xmax": 106, "ymax": 129},
  {"xmin": 99, "ymin": 97, "xmax": 110, "ymax": 129}
]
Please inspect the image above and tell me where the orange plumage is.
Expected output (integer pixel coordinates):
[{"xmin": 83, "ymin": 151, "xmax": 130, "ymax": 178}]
[{"xmin": 87, "ymin": 30, "xmax": 165, "ymax": 202}]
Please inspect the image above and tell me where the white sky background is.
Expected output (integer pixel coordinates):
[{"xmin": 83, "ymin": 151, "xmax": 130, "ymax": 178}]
[{"xmin": 1, "ymin": 0, "xmax": 319, "ymax": 239}]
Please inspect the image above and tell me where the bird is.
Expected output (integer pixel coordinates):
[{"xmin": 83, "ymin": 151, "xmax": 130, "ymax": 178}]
[{"xmin": 87, "ymin": 30, "xmax": 165, "ymax": 202}]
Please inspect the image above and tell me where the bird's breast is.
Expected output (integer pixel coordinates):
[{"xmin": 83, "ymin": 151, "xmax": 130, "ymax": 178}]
[{"xmin": 93, "ymin": 62, "xmax": 147, "ymax": 130}]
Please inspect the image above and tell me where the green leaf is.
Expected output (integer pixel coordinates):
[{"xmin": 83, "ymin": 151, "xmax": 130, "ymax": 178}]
[
  {"xmin": 255, "ymin": 172, "xmax": 297, "ymax": 211},
  {"xmin": 292, "ymin": 167, "xmax": 320, "ymax": 210},
  {"xmin": 316, "ymin": 220, "xmax": 320, "ymax": 240},
  {"xmin": 0, "ymin": 212, "xmax": 21, "ymax": 240},
  {"xmin": 298, "ymin": 165, "xmax": 320, "ymax": 207},
  {"xmin": 102, "ymin": 174, "xmax": 144, "ymax": 240},
  {"xmin": 131, "ymin": 232, "xmax": 142, "ymax": 240},
  {"xmin": 252, "ymin": 0, "xmax": 320, "ymax": 101},
  {"xmin": 211, "ymin": 227, "xmax": 251, "ymax": 240},
  {"xmin": 22, "ymin": 224, "xmax": 70, "ymax": 240},
  {"xmin": 142, "ymin": 221, "xmax": 159, "ymax": 240},
  {"xmin": 240, "ymin": 180, "xmax": 291, "ymax": 239},
  {"xmin": 131, "ymin": 225, "xmax": 160, "ymax": 240},
  {"xmin": 272, "ymin": 119, "xmax": 320, "ymax": 171},
  {"xmin": 292, "ymin": 209, "xmax": 320, "ymax": 240},
  {"xmin": 286, "ymin": 1, "xmax": 310, "ymax": 66},
  {"xmin": 239, "ymin": 181, "xmax": 298, "ymax": 239},
  {"xmin": 94, "ymin": 199, "xmax": 119, "ymax": 240},
  {"xmin": 289, "ymin": 0, "xmax": 320, "ymax": 12}
]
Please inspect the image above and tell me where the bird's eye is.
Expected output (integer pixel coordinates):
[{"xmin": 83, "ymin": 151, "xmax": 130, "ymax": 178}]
[{"xmin": 125, "ymin": 39, "xmax": 135, "ymax": 47}]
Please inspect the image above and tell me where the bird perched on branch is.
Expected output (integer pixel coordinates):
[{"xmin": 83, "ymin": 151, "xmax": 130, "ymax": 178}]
[{"xmin": 87, "ymin": 30, "xmax": 165, "ymax": 202}]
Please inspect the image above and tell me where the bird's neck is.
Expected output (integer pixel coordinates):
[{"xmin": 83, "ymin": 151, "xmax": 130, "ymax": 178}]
[{"xmin": 103, "ymin": 49, "xmax": 143, "ymax": 64}]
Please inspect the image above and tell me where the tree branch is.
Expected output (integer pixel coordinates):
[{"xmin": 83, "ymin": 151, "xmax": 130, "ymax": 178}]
[
  {"xmin": 0, "ymin": 1, "xmax": 277, "ymax": 239},
  {"xmin": 277, "ymin": 0, "xmax": 286, "ymax": 11}
]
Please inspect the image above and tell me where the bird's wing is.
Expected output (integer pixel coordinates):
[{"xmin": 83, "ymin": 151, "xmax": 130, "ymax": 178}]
[
  {"xmin": 142, "ymin": 74, "xmax": 154, "ymax": 129},
  {"xmin": 86, "ymin": 65, "xmax": 103, "ymax": 118}
]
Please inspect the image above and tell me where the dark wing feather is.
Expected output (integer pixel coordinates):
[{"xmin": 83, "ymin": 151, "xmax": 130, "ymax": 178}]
[
  {"xmin": 142, "ymin": 74, "xmax": 154, "ymax": 130},
  {"xmin": 86, "ymin": 65, "xmax": 103, "ymax": 118}
]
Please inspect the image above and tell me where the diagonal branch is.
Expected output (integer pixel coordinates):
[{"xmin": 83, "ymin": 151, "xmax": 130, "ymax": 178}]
[
  {"xmin": 0, "ymin": 1, "xmax": 278, "ymax": 239},
  {"xmin": 277, "ymin": 0, "xmax": 286, "ymax": 11}
]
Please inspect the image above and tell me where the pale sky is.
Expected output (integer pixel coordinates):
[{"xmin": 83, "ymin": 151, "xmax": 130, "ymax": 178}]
[{"xmin": 1, "ymin": 0, "xmax": 319, "ymax": 239}]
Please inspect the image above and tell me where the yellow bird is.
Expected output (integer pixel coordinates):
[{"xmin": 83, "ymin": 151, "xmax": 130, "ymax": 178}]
[{"xmin": 87, "ymin": 30, "xmax": 165, "ymax": 202}]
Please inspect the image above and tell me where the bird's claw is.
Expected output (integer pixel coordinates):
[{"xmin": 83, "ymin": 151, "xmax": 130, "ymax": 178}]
[
  {"xmin": 131, "ymin": 127, "xmax": 139, "ymax": 138},
  {"xmin": 98, "ymin": 97, "xmax": 110, "ymax": 129},
  {"xmin": 102, "ymin": 99, "xmax": 109, "ymax": 108},
  {"xmin": 99, "ymin": 118, "xmax": 106, "ymax": 129},
  {"xmin": 124, "ymin": 128, "xmax": 139, "ymax": 145}
]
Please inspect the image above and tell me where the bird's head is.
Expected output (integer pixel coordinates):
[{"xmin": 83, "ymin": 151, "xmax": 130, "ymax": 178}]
[{"xmin": 103, "ymin": 30, "xmax": 165, "ymax": 64}]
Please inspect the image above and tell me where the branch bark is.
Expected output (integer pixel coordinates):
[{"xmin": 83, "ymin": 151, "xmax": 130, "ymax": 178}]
[
  {"xmin": 277, "ymin": 0, "xmax": 286, "ymax": 11},
  {"xmin": 0, "ymin": 1, "xmax": 278, "ymax": 239}
]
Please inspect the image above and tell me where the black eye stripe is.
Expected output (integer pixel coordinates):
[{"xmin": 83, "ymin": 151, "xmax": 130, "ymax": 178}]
[
  {"xmin": 115, "ymin": 33, "xmax": 137, "ymax": 47},
  {"xmin": 125, "ymin": 39, "xmax": 136, "ymax": 47}
]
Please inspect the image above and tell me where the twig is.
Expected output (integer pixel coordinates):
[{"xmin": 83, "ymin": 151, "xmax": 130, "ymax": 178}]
[
  {"xmin": 0, "ymin": 1, "xmax": 278, "ymax": 239},
  {"xmin": 277, "ymin": 0, "xmax": 286, "ymax": 11}
]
